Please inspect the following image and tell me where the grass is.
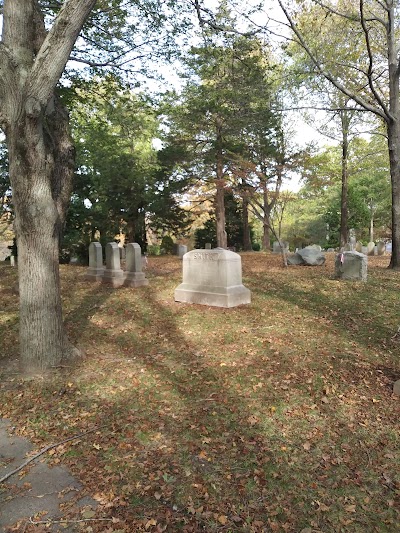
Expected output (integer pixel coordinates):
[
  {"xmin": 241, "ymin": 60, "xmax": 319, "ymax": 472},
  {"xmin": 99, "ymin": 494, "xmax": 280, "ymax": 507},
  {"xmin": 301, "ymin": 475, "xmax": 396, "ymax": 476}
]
[{"xmin": 0, "ymin": 252, "xmax": 399, "ymax": 532}]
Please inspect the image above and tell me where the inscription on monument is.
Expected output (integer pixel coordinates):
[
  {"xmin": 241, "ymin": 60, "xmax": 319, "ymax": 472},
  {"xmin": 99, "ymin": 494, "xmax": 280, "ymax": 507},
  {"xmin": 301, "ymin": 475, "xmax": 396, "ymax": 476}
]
[{"xmin": 193, "ymin": 252, "xmax": 220, "ymax": 261}]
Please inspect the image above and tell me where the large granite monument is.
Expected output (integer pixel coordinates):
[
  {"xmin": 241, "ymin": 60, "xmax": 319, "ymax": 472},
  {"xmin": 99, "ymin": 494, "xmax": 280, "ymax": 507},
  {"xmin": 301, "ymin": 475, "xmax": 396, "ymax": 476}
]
[{"xmin": 174, "ymin": 248, "xmax": 251, "ymax": 308}]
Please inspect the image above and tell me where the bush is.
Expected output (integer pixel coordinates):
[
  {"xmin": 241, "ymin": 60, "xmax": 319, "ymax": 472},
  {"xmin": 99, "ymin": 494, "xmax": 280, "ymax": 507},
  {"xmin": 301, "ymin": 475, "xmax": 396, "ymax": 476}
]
[
  {"xmin": 147, "ymin": 244, "xmax": 160, "ymax": 256},
  {"xmin": 252, "ymin": 242, "xmax": 261, "ymax": 251},
  {"xmin": 160, "ymin": 235, "xmax": 174, "ymax": 254}
]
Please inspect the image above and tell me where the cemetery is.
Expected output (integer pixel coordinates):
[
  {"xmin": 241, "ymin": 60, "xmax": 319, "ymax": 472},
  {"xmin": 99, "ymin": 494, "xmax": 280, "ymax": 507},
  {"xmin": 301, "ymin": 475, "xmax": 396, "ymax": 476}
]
[
  {"xmin": 1, "ymin": 251, "xmax": 399, "ymax": 531},
  {"xmin": 1, "ymin": 1, "xmax": 400, "ymax": 531}
]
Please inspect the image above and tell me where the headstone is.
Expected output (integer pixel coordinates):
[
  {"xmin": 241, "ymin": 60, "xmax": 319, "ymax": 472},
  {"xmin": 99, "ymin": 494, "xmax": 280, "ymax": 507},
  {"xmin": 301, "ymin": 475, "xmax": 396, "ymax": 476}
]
[
  {"xmin": 10, "ymin": 255, "xmax": 16, "ymax": 267},
  {"xmin": 174, "ymin": 248, "xmax": 251, "ymax": 308},
  {"xmin": 377, "ymin": 241, "xmax": 385, "ymax": 255},
  {"xmin": 0, "ymin": 245, "xmax": 10, "ymax": 261},
  {"xmin": 349, "ymin": 236, "xmax": 357, "ymax": 250},
  {"xmin": 272, "ymin": 241, "xmax": 289, "ymax": 254},
  {"xmin": 343, "ymin": 243, "xmax": 351, "ymax": 252},
  {"xmin": 102, "ymin": 242, "xmax": 125, "ymax": 287},
  {"xmin": 124, "ymin": 243, "xmax": 149, "ymax": 287},
  {"xmin": 84, "ymin": 242, "xmax": 104, "ymax": 281},
  {"xmin": 356, "ymin": 241, "xmax": 363, "ymax": 253},
  {"xmin": 393, "ymin": 379, "xmax": 400, "ymax": 396},
  {"xmin": 205, "ymin": 243, "xmax": 212, "ymax": 250},
  {"xmin": 386, "ymin": 241, "xmax": 392, "ymax": 253},
  {"xmin": 327, "ymin": 248, "xmax": 335, "ymax": 253},
  {"xmin": 177, "ymin": 244, "xmax": 187, "ymax": 258},
  {"xmin": 367, "ymin": 241, "xmax": 375, "ymax": 256},
  {"xmin": 335, "ymin": 251, "xmax": 367, "ymax": 282},
  {"xmin": 362, "ymin": 246, "xmax": 368, "ymax": 254},
  {"xmin": 119, "ymin": 246, "xmax": 126, "ymax": 260}
]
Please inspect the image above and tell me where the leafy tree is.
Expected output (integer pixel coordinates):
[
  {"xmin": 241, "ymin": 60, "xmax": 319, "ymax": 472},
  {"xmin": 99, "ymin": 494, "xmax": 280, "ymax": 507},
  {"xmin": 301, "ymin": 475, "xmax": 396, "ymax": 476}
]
[
  {"xmin": 0, "ymin": 0, "xmax": 193, "ymax": 372},
  {"xmin": 163, "ymin": 4, "xmax": 278, "ymax": 248},
  {"xmin": 277, "ymin": 0, "xmax": 400, "ymax": 268}
]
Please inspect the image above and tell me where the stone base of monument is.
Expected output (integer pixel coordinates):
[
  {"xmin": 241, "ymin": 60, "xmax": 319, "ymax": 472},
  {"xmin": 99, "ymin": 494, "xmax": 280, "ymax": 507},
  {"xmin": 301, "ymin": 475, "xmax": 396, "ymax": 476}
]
[
  {"xmin": 84, "ymin": 267, "xmax": 104, "ymax": 282},
  {"xmin": 124, "ymin": 272, "xmax": 149, "ymax": 288},
  {"xmin": 102, "ymin": 269, "xmax": 125, "ymax": 287},
  {"xmin": 174, "ymin": 248, "xmax": 251, "ymax": 308},
  {"xmin": 175, "ymin": 284, "xmax": 250, "ymax": 307}
]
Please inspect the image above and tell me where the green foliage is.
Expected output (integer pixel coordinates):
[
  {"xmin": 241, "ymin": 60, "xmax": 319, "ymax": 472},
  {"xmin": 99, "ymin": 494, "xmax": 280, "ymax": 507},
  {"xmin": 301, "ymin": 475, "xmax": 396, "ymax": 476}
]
[
  {"xmin": 194, "ymin": 192, "xmax": 253, "ymax": 250},
  {"xmin": 160, "ymin": 235, "xmax": 174, "ymax": 255}
]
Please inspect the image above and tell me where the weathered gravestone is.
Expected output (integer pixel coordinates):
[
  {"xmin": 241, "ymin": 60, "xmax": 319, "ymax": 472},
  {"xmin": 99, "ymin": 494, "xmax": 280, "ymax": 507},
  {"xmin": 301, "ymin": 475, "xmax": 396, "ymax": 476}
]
[
  {"xmin": 367, "ymin": 241, "xmax": 375, "ymax": 256},
  {"xmin": 124, "ymin": 243, "xmax": 149, "ymax": 287},
  {"xmin": 177, "ymin": 244, "xmax": 187, "ymax": 258},
  {"xmin": 377, "ymin": 241, "xmax": 386, "ymax": 255},
  {"xmin": 335, "ymin": 251, "xmax": 367, "ymax": 282},
  {"xmin": 205, "ymin": 243, "xmax": 212, "ymax": 250},
  {"xmin": 84, "ymin": 242, "xmax": 104, "ymax": 281},
  {"xmin": 393, "ymin": 379, "xmax": 400, "ymax": 396},
  {"xmin": 102, "ymin": 242, "xmax": 125, "ymax": 287},
  {"xmin": 174, "ymin": 248, "xmax": 251, "ymax": 308},
  {"xmin": 349, "ymin": 236, "xmax": 357, "ymax": 250},
  {"xmin": 356, "ymin": 241, "xmax": 363, "ymax": 253}
]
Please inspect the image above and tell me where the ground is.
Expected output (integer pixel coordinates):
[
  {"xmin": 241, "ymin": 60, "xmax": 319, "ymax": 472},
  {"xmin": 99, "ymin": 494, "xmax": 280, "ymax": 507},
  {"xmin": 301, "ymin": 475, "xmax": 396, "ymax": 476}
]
[{"xmin": 0, "ymin": 252, "xmax": 399, "ymax": 532}]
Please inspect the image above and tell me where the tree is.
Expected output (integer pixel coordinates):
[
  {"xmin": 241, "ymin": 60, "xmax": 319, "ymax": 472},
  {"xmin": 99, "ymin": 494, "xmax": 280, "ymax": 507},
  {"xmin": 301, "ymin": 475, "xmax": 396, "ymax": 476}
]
[
  {"xmin": 0, "ymin": 0, "xmax": 98, "ymax": 372},
  {"xmin": 277, "ymin": 0, "xmax": 400, "ymax": 268},
  {"xmin": 0, "ymin": 0, "xmax": 191, "ymax": 372}
]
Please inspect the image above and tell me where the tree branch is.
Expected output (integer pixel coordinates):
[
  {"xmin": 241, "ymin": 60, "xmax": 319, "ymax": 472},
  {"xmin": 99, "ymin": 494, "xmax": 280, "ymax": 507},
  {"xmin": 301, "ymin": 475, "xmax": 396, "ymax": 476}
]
[
  {"xmin": 277, "ymin": 0, "xmax": 390, "ymax": 122},
  {"xmin": 26, "ymin": 0, "xmax": 97, "ymax": 114}
]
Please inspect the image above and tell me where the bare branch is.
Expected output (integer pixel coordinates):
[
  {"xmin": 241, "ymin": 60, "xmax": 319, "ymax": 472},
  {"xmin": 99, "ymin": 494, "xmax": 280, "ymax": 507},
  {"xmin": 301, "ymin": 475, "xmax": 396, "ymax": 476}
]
[{"xmin": 277, "ymin": 0, "xmax": 390, "ymax": 122}]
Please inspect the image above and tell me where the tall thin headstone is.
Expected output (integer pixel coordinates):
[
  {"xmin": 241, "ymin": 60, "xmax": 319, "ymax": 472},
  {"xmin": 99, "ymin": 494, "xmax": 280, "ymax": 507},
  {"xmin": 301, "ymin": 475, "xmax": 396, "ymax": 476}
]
[
  {"xmin": 124, "ymin": 243, "xmax": 149, "ymax": 287},
  {"xmin": 102, "ymin": 242, "xmax": 125, "ymax": 287},
  {"xmin": 85, "ymin": 242, "xmax": 104, "ymax": 281}
]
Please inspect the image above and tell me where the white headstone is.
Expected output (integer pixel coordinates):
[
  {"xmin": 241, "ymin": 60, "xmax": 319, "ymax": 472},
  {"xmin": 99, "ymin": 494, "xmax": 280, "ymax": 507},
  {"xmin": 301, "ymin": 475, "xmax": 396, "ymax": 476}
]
[
  {"xmin": 124, "ymin": 243, "xmax": 149, "ymax": 287},
  {"xmin": 174, "ymin": 248, "xmax": 251, "ymax": 308},
  {"xmin": 85, "ymin": 242, "xmax": 104, "ymax": 281},
  {"xmin": 205, "ymin": 243, "xmax": 212, "ymax": 250},
  {"xmin": 335, "ymin": 251, "xmax": 367, "ymax": 282},
  {"xmin": 102, "ymin": 242, "xmax": 125, "ymax": 287},
  {"xmin": 177, "ymin": 244, "xmax": 187, "ymax": 258},
  {"xmin": 376, "ymin": 241, "xmax": 385, "ymax": 255},
  {"xmin": 367, "ymin": 242, "xmax": 375, "ymax": 256}
]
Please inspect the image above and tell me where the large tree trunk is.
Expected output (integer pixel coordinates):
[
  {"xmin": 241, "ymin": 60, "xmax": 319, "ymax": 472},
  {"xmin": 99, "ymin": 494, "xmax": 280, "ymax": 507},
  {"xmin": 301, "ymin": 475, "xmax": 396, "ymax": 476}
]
[
  {"xmin": 7, "ymin": 99, "xmax": 76, "ymax": 372},
  {"xmin": 387, "ymin": 119, "xmax": 400, "ymax": 269}
]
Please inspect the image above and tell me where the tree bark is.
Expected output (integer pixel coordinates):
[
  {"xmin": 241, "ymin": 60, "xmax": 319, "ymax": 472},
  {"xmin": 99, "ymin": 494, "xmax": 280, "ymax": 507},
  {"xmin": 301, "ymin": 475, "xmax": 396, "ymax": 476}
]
[
  {"xmin": 340, "ymin": 109, "xmax": 350, "ymax": 249},
  {"xmin": 242, "ymin": 195, "xmax": 252, "ymax": 251},
  {"xmin": 387, "ymin": 119, "xmax": 400, "ymax": 269},
  {"xmin": 215, "ymin": 121, "xmax": 227, "ymax": 248},
  {"xmin": 1, "ymin": 0, "xmax": 96, "ymax": 372}
]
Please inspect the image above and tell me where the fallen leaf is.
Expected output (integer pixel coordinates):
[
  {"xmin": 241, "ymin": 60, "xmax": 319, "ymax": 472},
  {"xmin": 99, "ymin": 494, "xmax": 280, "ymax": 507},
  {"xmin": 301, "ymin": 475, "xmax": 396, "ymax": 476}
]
[{"xmin": 218, "ymin": 515, "xmax": 228, "ymax": 525}]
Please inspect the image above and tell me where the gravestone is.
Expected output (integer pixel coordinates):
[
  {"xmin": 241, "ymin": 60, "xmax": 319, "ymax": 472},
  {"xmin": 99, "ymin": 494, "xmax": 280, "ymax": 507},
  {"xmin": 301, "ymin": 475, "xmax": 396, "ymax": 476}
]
[
  {"xmin": 393, "ymin": 380, "xmax": 400, "ymax": 396},
  {"xmin": 119, "ymin": 246, "xmax": 126, "ymax": 260},
  {"xmin": 177, "ymin": 245, "xmax": 187, "ymax": 258},
  {"xmin": 124, "ymin": 243, "xmax": 149, "ymax": 287},
  {"xmin": 386, "ymin": 241, "xmax": 392, "ymax": 253},
  {"xmin": 356, "ymin": 241, "xmax": 363, "ymax": 253},
  {"xmin": 335, "ymin": 251, "xmax": 367, "ymax": 282},
  {"xmin": 367, "ymin": 241, "xmax": 375, "ymax": 256},
  {"xmin": 272, "ymin": 241, "xmax": 289, "ymax": 254},
  {"xmin": 349, "ymin": 236, "xmax": 357, "ymax": 250},
  {"xmin": 84, "ymin": 242, "xmax": 104, "ymax": 281},
  {"xmin": 174, "ymin": 248, "xmax": 251, "ymax": 308},
  {"xmin": 327, "ymin": 248, "xmax": 335, "ymax": 253},
  {"xmin": 343, "ymin": 243, "xmax": 351, "ymax": 252},
  {"xmin": 205, "ymin": 243, "xmax": 212, "ymax": 250},
  {"xmin": 362, "ymin": 245, "xmax": 368, "ymax": 254},
  {"xmin": 102, "ymin": 242, "xmax": 125, "ymax": 287},
  {"xmin": 377, "ymin": 241, "xmax": 386, "ymax": 255}
]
